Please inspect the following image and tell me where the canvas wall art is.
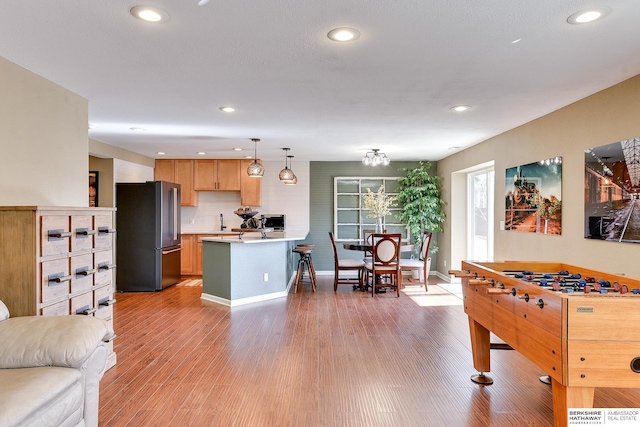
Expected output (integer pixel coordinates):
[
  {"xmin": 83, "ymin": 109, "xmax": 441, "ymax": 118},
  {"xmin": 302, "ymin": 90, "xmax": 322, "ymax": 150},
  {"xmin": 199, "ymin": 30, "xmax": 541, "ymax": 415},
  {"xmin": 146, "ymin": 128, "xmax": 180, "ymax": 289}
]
[
  {"xmin": 584, "ymin": 136, "xmax": 640, "ymax": 243},
  {"xmin": 505, "ymin": 157, "xmax": 562, "ymax": 234}
]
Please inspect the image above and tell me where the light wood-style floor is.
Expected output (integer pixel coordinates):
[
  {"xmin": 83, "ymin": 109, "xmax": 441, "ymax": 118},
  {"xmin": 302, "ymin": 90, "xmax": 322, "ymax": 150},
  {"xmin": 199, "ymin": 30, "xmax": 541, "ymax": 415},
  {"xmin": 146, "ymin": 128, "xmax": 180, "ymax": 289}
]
[{"xmin": 99, "ymin": 276, "xmax": 640, "ymax": 426}]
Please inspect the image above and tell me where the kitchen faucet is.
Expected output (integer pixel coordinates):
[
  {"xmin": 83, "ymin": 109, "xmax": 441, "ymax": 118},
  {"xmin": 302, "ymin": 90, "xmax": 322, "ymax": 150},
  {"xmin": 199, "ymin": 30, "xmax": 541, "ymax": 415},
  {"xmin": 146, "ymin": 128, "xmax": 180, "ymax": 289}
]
[{"xmin": 220, "ymin": 213, "xmax": 226, "ymax": 231}]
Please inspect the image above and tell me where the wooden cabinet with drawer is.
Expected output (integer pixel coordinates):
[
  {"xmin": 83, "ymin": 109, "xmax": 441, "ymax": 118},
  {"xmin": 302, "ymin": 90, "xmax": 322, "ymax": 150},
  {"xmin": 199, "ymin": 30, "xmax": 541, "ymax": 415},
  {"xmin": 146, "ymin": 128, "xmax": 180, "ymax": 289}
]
[
  {"xmin": 0, "ymin": 206, "xmax": 117, "ymax": 370},
  {"xmin": 194, "ymin": 159, "xmax": 241, "ymax": 191},
  {"xmin": 154, "ymin": 159, "xmax": 198, "ymax": 206}
]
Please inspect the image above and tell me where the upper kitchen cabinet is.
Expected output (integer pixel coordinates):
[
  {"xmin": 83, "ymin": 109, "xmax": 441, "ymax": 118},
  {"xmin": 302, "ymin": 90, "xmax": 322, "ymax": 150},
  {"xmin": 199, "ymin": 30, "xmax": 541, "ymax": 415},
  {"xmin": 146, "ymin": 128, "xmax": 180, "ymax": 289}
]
[
  {"xmin": 154, "ymin": 159, "xmax": 198, "ymax": 206},
  {"xmin": 240, "ymin": 159, "xmax": 262, "ymax": 206},
  {"xmin": 194, "ymin": 160, "xmax": 241, "ymax": 191}
]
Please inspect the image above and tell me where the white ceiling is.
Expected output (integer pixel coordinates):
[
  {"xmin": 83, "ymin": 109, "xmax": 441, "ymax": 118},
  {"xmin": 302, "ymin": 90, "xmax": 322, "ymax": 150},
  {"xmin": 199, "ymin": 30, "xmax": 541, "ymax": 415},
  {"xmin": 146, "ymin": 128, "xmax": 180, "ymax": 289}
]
[{"xmin": 1, "ymin": 1, "xmax": 640, "ymax": 162}]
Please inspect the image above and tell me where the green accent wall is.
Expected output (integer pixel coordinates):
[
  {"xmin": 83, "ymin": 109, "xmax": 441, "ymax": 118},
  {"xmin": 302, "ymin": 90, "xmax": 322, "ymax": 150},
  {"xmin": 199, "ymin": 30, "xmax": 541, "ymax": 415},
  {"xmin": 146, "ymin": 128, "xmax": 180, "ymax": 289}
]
[{"xmin": 307, "ymin": 161, "xmax": 439, "ymax": 272}]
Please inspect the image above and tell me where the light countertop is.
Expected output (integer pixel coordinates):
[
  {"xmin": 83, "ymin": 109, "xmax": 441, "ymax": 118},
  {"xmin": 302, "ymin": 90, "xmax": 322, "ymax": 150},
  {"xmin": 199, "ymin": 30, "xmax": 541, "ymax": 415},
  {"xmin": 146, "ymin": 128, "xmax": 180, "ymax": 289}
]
[
  {"xmin": 201, "ymin": 231, "xmax": 308, "ymax": 243},
  {"xmin": 181, "ymin": 230, "xmax": 240, "ymax": 235}
]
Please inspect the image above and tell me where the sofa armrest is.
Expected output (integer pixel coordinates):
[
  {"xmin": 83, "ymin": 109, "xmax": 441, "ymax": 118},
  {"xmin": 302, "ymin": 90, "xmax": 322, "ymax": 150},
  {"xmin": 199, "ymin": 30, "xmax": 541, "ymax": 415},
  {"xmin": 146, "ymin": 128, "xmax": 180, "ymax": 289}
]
[{"xmin": 0, "ymin": 316, "xmax": 114, "ymax": 369}]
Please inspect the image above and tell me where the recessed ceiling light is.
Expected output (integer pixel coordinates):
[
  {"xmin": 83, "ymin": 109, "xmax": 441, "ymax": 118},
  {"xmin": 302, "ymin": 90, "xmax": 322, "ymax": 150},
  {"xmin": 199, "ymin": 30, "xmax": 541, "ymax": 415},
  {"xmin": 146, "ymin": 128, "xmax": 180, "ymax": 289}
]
[
  {"xmin": 157, "ymin": 152, "xmax": 166, "ymax": 155},
  {"xmin": 327, "ymin": 28, "xmax": 361, "ymax": 42},
  {"xmin": 511, "ymin": 38, "xmax": 522, "ymax": 44},
  {"xmin": 567, "ymin": 7, "xmax": 611, "ymax": 24},
  {"xmin": 233, "ymin": 148, "xmax": 242, "ymax": 151},
  {"xmin": 197, "ymin": 152, "xmax": 206, "ymax": 155},
  {"xmin": 130, "ymin": 6, "xmax": 170, "ymax": 23},
  {"xmin": 245, "ymin": 155, "xmax": 253, "ymax": 159},
  {"xmin": 130, "ymin": 127, "xmax": 146, "ymax": 132},
  {"xmin": 451, "ymin": 105, "xmax": 471, "ymax": 112},
  {"xmin": 219, "ymin": 106, "xmax": 236, "ymax": 113}
]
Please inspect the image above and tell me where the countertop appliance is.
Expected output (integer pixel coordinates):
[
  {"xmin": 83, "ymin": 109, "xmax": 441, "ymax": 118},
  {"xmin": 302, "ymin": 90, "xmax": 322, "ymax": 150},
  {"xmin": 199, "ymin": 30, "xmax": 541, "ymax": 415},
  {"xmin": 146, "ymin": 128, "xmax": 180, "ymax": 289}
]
[
  {"xmin": 115, "ymin": 181, "xmax": 181, "ymax": 291},
  {"xmin": 260, "ymin": 214, "xmax": 286, "ymax": 231}
]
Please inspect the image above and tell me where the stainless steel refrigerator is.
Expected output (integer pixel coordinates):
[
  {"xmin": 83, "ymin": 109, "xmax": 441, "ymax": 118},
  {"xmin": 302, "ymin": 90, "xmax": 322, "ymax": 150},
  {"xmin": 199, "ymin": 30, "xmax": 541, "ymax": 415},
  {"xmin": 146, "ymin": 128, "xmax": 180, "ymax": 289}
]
[{"xmin": 115, "ymin": 181, "xmax": 181, "ymax": 291}]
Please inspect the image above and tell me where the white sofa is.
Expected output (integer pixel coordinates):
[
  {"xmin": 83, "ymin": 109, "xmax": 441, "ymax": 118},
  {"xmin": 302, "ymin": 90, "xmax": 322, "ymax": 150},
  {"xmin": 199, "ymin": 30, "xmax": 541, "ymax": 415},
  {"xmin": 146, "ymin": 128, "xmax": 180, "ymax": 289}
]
[{"xmin": 0, "ymin": 300, "xmax": 114, "ymax": 427}]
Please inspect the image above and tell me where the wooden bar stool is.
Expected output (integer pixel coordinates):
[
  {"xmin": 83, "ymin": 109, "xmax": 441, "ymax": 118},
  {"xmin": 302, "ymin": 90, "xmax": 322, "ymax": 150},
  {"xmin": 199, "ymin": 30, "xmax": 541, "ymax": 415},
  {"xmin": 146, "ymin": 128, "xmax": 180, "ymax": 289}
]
[{"xmin": 293, "ymin": 245, "xmax": 317, "ymax": 292}]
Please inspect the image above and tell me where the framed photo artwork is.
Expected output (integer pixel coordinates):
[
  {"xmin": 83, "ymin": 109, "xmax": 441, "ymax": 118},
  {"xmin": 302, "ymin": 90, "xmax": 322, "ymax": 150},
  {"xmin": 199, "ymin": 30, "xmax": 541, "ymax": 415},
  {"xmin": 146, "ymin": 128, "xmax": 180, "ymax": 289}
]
[{"xmin": 505, "ymin": 157, "xmax": 562, "ymax": 234}]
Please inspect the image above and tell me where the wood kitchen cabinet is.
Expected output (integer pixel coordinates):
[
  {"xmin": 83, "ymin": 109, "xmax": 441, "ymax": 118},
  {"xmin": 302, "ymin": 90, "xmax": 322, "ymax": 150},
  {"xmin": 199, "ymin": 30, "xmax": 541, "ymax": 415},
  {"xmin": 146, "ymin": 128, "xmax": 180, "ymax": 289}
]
[
  {"xmin": 180, "ymin": 234, "xmax": 229, "ymax": 276},
  {"xmin": 154, "ymin": 159, "xmax": 198, "ymax": 206},
  {"xmin": 180, "ymin": 234, "xmax": 195, "ymax": 275},
  {"xmin": 0, "ymin": 206, "xmax": 117, "ymax": 369},
  {"xmin": 240, "ymin": 159, "xmax": 262, "ymax": 206},
  {"xmin": 194, "ymin": 159, "xmax": 241, "ymax": 191}
]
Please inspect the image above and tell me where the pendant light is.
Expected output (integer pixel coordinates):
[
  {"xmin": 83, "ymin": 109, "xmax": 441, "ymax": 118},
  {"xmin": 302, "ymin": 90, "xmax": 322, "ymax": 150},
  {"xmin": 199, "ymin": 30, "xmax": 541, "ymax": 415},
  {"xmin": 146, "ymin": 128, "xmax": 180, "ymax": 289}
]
[
  {"xmin": 362, "ymin": 148, "xmax": 390, "ymax": 166},
  {"xmin": 279, "ymin": 148, "xmax": 295, "ymax": 182},
  {"xmin": 284, "ymin": 155, "xmax": 297, "ymax": 185},
  {"xmin": 246, "ymin": 138, "xmax": 264, "ymax": 177}
]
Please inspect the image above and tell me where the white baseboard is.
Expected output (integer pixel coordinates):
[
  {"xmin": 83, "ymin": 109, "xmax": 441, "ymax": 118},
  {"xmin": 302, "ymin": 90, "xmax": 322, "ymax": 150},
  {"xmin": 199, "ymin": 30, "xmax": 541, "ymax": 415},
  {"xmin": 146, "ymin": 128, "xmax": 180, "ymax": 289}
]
[{"xmin": 200, "ymin": 272, "xmax": 296, "ymax": 307}]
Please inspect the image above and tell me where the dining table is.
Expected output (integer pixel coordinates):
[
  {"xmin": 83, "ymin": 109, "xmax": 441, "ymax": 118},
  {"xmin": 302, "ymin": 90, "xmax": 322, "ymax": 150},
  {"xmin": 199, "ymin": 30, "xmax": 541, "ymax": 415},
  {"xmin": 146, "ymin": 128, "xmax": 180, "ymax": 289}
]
[{"xmin": 343, "ymin": 241, "xmax": 416, "ymax": 292}]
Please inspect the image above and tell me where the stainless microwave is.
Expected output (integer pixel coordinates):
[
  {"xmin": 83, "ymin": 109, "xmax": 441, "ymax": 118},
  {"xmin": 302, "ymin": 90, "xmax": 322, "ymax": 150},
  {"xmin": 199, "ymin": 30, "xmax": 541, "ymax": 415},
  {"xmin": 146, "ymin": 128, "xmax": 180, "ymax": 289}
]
[{"xmin": 260, "ymin": 214, "xmax": 286, "ymax": 231}]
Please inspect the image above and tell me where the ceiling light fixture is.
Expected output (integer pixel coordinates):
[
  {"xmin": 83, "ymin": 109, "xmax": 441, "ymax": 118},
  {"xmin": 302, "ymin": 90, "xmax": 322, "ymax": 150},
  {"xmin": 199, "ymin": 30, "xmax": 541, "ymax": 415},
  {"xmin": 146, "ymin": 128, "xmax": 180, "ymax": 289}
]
[
  {"xmin": 233, "ymin": 148, "xmax": 242, "ymax": 151},
  {"xmin": 157, "ymin": 152, "xmax": 166, "ymax": 155},
  {"xmin": 130, "ymin": 127, "xmax": 146, "ymax": 132},
  {"xmin": 284, "ymin": 156, "xmax": 298, "ymax": 185},
  {"xmin": 327, "ymin": 27, "xmax": 360, "ymax": 42},
  {"xmin": 219, "ymin": 106, "xmax": 236, "ymax": 113},
  {"xmin": 362, "ymin": 149, "xmax": 390, "ymax": 166},
  {"xmin": 278, "ymin": 148, "xmax": 296, "ymax": 183},
  {"xmin": 130, "ymin": 6, "xmax": 170, "ymax": 23},
  {"xmin": 451, "ymin": 105, "xmax": 471, "ymax": 112},
  {"xmin": 567, "ymin": 7, "xmax": 611, "ymax": 24},
  {"xmin": 197, "ymin": 152, "xmax": 206, "ymax": 155},
  {"xmin": 246, "ymin": 138, "xmax": 264, "ymax": 178}
]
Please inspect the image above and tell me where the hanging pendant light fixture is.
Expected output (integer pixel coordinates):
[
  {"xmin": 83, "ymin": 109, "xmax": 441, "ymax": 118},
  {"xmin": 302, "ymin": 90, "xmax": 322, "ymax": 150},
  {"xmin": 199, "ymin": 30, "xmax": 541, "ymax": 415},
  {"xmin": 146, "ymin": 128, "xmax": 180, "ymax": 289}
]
[
  {"xmin": 284, "ymin": 155, "xmax": 297, "ymax": 185},
  {"xmin": 362, "ymin": 148, "xmax": 390, "ymax": 166},
  {"xmin": 246, "ymin": 138, "xmax": 264, "ymax": 177},
  {"xmin": 279, "ymin": 148, "xmax": 295, "ymax": 182}
]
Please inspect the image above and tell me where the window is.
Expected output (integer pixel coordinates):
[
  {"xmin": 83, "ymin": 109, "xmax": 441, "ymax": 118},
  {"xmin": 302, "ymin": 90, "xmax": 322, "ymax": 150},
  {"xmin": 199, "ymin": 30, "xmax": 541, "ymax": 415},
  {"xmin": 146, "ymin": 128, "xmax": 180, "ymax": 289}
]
[
  {"xmin": 334, "ymin": 177, "xmax": 407, "ymax": 242},
  {"xmin": 467, "ymin": 168, "xmax": 494, "ymax": 261}
]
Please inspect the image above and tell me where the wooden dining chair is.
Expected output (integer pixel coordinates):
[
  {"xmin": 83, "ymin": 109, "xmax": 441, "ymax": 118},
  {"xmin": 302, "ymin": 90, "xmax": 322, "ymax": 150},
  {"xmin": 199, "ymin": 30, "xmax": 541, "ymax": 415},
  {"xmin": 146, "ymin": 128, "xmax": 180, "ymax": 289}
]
[
  {"xmin": 399, "ymin": 232, "xmax": 432, "ymax": 290},
  {"xmin": 364, "ymin": 233, "xmax": 402, "ymax": 297},
  {"xmin": 362, "ymin": 228, "xmax": 386, "ymax": 288},
  {"xmin": 328, "ymin": 232, "xmax": 364, "ymax": 291}
]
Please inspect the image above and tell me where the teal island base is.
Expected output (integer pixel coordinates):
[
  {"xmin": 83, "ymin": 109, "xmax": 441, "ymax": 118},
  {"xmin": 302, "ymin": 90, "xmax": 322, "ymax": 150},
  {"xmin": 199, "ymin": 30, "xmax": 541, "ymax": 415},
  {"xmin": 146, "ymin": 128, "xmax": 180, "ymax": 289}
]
[{"xmin": 200, "ymin": 235, "xmax": 304, "ymax": 307}]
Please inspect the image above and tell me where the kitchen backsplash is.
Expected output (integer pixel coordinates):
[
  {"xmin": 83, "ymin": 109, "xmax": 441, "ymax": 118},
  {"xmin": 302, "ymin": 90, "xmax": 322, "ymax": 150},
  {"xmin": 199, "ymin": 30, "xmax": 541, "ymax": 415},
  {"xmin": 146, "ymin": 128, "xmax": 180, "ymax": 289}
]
[{"xmin": 180, "ymin": 160, "xmax": 310, "ymax": 234}]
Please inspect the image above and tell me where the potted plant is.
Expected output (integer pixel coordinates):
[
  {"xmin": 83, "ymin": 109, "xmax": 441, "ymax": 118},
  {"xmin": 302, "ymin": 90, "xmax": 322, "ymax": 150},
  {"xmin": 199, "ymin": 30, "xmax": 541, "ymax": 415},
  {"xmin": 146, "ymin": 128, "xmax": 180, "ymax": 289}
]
[{"xmin": 396, "ymin": 161, "xmax": 446, "ymax": 256}]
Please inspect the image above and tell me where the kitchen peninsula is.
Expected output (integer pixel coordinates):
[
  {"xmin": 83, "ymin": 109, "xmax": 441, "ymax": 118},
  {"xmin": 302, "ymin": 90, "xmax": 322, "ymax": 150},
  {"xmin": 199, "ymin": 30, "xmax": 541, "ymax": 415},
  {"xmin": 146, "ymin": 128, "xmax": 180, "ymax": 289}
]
[{"xmin": 200, "ymin": 232, "xmax": 307, "ymax": 307}]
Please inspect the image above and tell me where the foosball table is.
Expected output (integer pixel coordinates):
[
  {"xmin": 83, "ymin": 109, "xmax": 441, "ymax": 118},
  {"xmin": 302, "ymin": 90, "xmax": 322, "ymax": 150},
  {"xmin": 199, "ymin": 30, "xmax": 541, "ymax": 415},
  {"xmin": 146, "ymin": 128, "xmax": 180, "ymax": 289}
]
[{"xmin": 450, "ymin": 261, "xmax": 640, "ymax": 427}]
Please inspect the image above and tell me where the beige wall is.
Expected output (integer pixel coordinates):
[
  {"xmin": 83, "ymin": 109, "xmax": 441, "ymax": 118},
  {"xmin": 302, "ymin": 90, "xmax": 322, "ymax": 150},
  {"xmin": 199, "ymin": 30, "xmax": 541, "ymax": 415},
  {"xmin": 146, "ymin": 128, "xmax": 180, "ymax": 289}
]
[
  {"xmin": 438, "ymin": 74, "xmax": 640, "ymax": 279},
  {"xmin": 0, "ymin": 56, "xmax": 88, "ymax": 206}
]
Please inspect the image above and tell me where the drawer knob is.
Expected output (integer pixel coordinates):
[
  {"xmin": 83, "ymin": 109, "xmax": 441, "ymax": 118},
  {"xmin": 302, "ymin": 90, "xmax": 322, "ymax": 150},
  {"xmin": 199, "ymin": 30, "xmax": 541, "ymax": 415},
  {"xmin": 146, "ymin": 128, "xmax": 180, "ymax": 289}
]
[
  {"xmin": 77, "ymin": 269, "xmax": 96, "ymax": 276},
  {"xmin": 48, "ymin": 230, "xmax": 72, "ymax": 239},
  {"xmin": 48, "ymin": 275, "xmax": 72, "ymax": 283},
  {"xmin": 98, "ymin": 263, "xmax": 117, "ymax": 271},
  {"xmin": 99, "ymin": 298, "xmax": 117, "ymax": 307}
]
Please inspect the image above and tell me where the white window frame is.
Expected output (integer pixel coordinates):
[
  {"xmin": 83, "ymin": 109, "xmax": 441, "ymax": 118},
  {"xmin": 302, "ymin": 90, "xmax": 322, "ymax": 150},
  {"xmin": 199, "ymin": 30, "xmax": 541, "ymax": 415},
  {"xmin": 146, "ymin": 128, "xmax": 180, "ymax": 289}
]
[
  {"xmin": 333, "ymin": 177, "xmax": 408, "ymax": 243},
  {"xmin": 467, "ymin": 168, "xmax": 494, "ymax": 261}
]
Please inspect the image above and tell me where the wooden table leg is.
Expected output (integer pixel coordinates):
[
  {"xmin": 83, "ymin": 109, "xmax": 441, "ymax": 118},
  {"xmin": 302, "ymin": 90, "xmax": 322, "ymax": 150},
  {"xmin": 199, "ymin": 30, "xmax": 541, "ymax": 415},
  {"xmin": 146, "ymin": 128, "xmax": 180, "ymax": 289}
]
[
  {"xmin": 468, "ymin": 317, "xmax": 494, "ymax": 384},
  {"xmin": 469, "ymin": 318, "xmax": 491, "ymax": 372},
  {"xmin": 551, "ymin": 377, "xmax": 595, "ymax": 427}
]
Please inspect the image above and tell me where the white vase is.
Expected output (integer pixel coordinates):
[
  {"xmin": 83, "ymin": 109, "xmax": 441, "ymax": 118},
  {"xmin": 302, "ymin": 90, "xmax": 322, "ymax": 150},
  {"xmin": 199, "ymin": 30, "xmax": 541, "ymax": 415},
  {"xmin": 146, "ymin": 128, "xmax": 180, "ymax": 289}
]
[{"xmin": 375, "ymin": 218, "xmax": 384, "ymax": 233}]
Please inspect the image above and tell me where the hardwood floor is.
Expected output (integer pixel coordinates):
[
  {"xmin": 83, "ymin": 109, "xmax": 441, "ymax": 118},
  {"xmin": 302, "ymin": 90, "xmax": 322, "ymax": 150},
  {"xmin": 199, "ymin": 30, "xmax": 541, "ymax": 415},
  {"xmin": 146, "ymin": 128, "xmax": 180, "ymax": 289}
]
[{"xmin": 99, "ymin": 276, "xmax": 640, "ymax": 426}]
